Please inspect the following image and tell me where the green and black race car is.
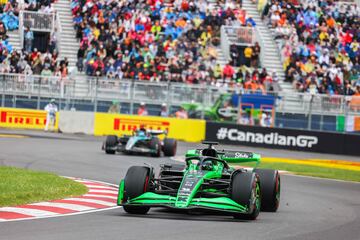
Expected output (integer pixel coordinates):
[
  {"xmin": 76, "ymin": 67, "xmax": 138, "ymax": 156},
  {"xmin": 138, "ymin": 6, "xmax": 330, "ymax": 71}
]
[
  {"xmin": 103, "ymin": 129, "xmax": 177, "ymax": 157},
  {"xmin": 117, "ymin": 142, "xmax": 280, "ymax": 220}
]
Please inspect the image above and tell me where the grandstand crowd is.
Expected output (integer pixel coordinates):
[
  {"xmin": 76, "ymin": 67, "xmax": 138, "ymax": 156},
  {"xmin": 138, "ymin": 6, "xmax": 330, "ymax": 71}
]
[
  {"xmin": 0, "ymin": 0, "xmax": 69, "ymax": 78},
  {"xmin": 0, "ymin": 0, "xmax": 358, "ymax": 98},
  {"xmin": 70, "ymin": 0, "xmax": 273, "ymax": 91},
  {"xmin": 260, "ymin": 0, "xmax": 359, "ymax": 96}
]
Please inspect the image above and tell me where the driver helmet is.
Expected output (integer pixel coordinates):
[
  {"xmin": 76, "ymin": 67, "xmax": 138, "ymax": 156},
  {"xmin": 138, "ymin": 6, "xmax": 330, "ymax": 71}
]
[
  {"xmin": 137, "ymin": 130, "xmax": 146, "ymax": 137},
  {"xmin": 137, "ymin": 124, "xmax": 147, "ymax": 136},
  {"xmin": 201, "ymin": 161, "xmax": 214, "ymax": 171}
]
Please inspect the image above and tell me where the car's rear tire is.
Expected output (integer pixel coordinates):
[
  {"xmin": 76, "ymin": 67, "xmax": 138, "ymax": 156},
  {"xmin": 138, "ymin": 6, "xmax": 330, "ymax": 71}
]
[
  {"xmin": 123, "ymin": 166, "xmax": 151, "ymax": 214},
  {"xmin": 105, "ymin": 135, "xmax": 117, "ymax": 154},
  {"xmin": 231, "ymin": 171, "xmax": 261, "ymax": 220},
  {"xmin": 254, "ymin": 169, "xmax": 280, "ymax": 212},
  {"xmin": 163, "ymin": 138, "xmax": 177, "ymax": 156},
  {"xmin": 150, "ymin": 137, "xmax": 161, "ymax": 157}
]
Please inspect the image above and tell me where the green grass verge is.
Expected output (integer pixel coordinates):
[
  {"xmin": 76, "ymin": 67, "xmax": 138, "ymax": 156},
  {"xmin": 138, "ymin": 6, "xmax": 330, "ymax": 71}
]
[
  {"xmin": 232, "ymin": 162, "xmax": 360, "ymax": 182},
  {"xmin": 0, "ymin": 166, "xmax": 88, "ymax": 207}
]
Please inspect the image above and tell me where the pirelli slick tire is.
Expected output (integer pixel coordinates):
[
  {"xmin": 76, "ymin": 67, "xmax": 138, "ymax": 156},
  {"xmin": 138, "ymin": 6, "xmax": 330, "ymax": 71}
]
[
  {"xmin": 123, "ymin": 166, "xmax": 151, "ymax": 214},
  {"xmin": 105, "ymin": 135, "xmax": 117, "ymax": 154},
  {"xmin": 254, "ymin": 169, "xmax": 280, "ymax": 212},
  {"xmin": 150, "ymin": 137, "xmax": 161, "ymax": 157},
  {"xmin": 231, "ymin": 172, "xmax": 261, "ymax": 220},
  {"xmin": 163, "ymin": 138, "xmax": 177, "ymax": 157}
]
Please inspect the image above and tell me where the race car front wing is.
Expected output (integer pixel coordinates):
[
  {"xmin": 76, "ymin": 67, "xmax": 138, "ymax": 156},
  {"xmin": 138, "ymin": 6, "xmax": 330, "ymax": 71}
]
[{"xmin": 118, "ymin": 186, "xmax": 249, "ymax": 214}]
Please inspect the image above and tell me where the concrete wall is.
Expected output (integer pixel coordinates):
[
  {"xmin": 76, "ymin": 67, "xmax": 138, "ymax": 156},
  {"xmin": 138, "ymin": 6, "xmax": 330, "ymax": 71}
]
[{"xmin": 59, "ymin": 111, "xmax": 94, "ymax": 135}]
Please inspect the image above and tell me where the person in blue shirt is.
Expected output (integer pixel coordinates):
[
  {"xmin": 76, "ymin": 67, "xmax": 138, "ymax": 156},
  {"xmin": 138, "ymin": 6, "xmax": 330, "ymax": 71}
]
[
  {"xmin": 245, "ymin": 17, "xmax": 256, "ymax": 27},
  {"xmin": 24, "ymin": 27, "xmax": 34, "ymax": 52}
]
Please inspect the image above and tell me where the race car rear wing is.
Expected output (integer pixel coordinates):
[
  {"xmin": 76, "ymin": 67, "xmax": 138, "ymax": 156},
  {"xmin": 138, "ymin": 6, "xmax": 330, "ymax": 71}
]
[
  {"xmin": 147, "ymin": 130, "xmax": 168, "ymax": 136},
  {"xmin": 217, "ymin": 150, "xmax": 261, "ymax": 164},
  {"xmin": 185, "ymin": 149, "xmax": 260, "ymax": 164}
]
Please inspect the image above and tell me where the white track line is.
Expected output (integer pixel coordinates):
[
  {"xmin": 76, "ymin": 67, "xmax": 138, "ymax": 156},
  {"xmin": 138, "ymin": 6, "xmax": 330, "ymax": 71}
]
[
  {"xmin": 83, "ymin": 194, "xmax": 117, "ymax": 200},
  {"xmin": 82, "ymin": 186, "xmax": 116, "ymax": 190},
  {"xmin": 30, "ymin": 202, "xmax": 94, "ymax": 211},
  {"xmin": 284, "ymin": 173, "xmax": 360, "ymax": 184},
  {"xmin": 0, "ymin": 207, "xmax": 58, "ymax": 217},
  {"xmin": 0, "ymin": 177, "xmax": 121, "ymax": 223},
  {"xmin": 63, "ymin": 198, "xmax": 115, "ymax": 207},
  {"xmin": 87, "ymin": 189, "xmax": 118, "ymax": 194},
  {"xmin": 0, "ymin": 206, "xmax": 121, "ymax": 223},
  {"xmin": 62, "ymin": 177, "xmax": 119, "ymax": 188}
]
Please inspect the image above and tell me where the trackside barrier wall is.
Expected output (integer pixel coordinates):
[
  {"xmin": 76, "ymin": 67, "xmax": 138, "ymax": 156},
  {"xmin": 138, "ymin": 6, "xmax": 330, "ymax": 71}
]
[
  {"xmin": 205, "ymin": 122, "xmax": 360, "ymax": 156},
  {"xmin": 58, "ymin": 111, "xmax": 94, "ymax": 135},
  {"xmin": 94, "ymin": 113, "xmax": 206, "ymax": 143},
  {"xmin": 0, "ymin": 107, "xmax": 58, "ymax": 130}
]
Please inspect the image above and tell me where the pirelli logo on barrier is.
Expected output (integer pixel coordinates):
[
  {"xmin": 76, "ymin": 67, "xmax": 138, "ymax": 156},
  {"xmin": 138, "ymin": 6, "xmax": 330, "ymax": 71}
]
[
  {"xmin": 94, "ymin": 113, "xmax": 206, "ymax": 142},
  {"xmin": 113, "ymin": 118, "xmax": 170, "ymax": 132},
  {"xmin": 0, "ymin": 108, "xmax": 48, "ymax": 129}
]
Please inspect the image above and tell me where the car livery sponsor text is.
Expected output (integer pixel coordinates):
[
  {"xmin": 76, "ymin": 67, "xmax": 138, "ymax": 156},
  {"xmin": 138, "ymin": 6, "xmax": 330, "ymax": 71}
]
[
  {"xmin": 113, "ymin": 118, "xmax": 170, "ymax": 132},
  {"xmin": 0, "ymin": 108, "xmax": 58, "ymax": 129}
]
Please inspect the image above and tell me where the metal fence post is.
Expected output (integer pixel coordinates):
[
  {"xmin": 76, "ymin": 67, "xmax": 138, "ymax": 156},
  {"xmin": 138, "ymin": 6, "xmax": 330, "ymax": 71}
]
[
  {"xmin": 129, "ymin": 80, "xmax": 134, "ymax": 115},
  {"xmin": 319, "ymin": 113, "xmax": 323, "ymax": 131},
  {"xmin": 37, "ymin": 76, "xmax": 41, "ymax": 109},
  {"xmin": 1, "ymin": 74, "xmax": 5, "ymax": 107},
  {"xmin": 307, "ymin": 95, "xmax": 314, "ymax": 130},
  {"xmin": 94, "ymin": 77, "xmax": 98, "ymax": 112},
  {"xmin": 236, "ymin": 92, "xmax": 242, "ymax": 124},
  {"xmin": 344, "ymin": 97, "xmax": 349, "ymax": 133},
  {"xmin": 166, "ymin": 81, "xmax": 171, "ymax": 116}
]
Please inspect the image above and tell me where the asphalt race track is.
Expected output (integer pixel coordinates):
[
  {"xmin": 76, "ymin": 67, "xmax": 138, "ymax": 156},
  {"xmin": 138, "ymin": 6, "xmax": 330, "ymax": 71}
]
[{"xmin": 0, "ymin": 130, "xmax": 359, "ymax": 240}]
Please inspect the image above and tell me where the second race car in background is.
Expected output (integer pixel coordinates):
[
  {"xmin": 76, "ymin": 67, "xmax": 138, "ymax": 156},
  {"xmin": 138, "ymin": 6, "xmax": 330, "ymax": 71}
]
[{"xmin": 103, "ymin": 129, "xmax": 177, "ymax": 157}]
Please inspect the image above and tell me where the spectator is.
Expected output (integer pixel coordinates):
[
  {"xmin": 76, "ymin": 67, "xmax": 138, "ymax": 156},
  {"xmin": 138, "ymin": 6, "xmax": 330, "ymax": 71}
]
[
  {"xmin": 251, "ymin": 42, "xmax": 261, "ymax": 67},
  {"xmin": 222, "ymin": 62, "xmax": 235, "ymax": 80},
  {"xmin": 244, "ymin": 45, "xmax": 253, "ymax": 67},
  {"xmin": 44, "ymin": 98, "xmax": 58, "ymax": 132},
  {"xmin": 137, "ymin": 102, "xmax": 148, "ymax": 116},
  {"xmin": 238, "ymin": 110, "xmax": 253, "ymax": 125},
  {"xmin": 108, "ymin": 100, "xmax": 120, "ymax": 114},
  {"xmin": 24, "ymin": 27, "xmax": 33, "ymax": 52},
  {"xmin": 160, "ymin": 103, "xmax": 168, "ymax": 117},
  {"xmin": 260, "ymin": 110, "xmax": 272, "ymax": 127},
  {"xmin": 175, "ymin": 106, "xmax": 188, "ymax": 119}
]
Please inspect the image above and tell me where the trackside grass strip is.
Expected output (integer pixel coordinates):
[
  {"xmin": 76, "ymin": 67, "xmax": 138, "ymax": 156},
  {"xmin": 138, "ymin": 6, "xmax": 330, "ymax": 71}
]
[
  {"xmin": 0, "ymin": 166, "xmax": 87, "ymax": 207},
  {"xmin": 232, "ymin": 162, "xmax": 360, "ymax": 182}
]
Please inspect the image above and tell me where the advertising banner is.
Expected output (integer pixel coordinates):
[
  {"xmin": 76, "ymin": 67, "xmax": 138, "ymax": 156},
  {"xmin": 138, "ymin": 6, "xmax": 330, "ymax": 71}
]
[
  {"xmin": 0, "ymin": 107, "xmax": 58, "ymax": 130},
  {"xmin": 205, "ymin": 122, "xmax": 360, "ymax": 156},
  {"xmin": 94, "ymin": 113, "xmax": 206, "ymax": 142}
]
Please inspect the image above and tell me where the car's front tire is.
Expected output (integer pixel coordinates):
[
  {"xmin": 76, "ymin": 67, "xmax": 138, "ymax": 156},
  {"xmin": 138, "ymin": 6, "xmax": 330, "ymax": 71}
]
[
  {"xmin": 254, "ymin": 169, "xmax": 280, "ymax": 212},
  {"xmin": 123, "ymin": 166, "xmax": 151, "ymax": 214},
  {"xmin": 105, "ymin": 135, "xmax": 117, "ymax": 154},
  {"xmin": 231, "ymin": 171, "xmax": 261, "ymax": 220}
]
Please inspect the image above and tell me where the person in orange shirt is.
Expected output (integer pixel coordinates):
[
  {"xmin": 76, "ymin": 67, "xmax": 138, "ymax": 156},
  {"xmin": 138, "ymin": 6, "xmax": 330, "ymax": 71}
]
[
  {"xmin": 326, "ymin": 16, "xmax": 336, "ymax": 28},
  {"xmin": 137, "ymin": 102, "xmax": 148, "ymax": 116},
  {"xmin": 175, "ymin": 107, "xmax": 188, "ymax": 119},
  {"xmin": 350, "ymin": 87, "xmax": 360, "ymax": 111},
  {"xmin": 175, "ymin": 17, "xmax": 186, "ymax": 28}
]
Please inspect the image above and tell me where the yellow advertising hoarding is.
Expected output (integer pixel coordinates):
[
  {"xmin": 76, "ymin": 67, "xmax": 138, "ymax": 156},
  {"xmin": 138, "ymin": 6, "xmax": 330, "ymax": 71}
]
[
  {"xmin": 0, "ymin": 107, "xmax": 58, "ymax": 130},
  {"xmin": 94, "ymin": 113, "xmax": 205, "ymax": 142}
]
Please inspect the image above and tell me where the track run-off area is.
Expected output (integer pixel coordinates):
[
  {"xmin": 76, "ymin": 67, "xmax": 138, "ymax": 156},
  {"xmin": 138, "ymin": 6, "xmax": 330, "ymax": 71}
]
[{"xmin": 0, "ymin": 129, "xmax": 359, "ymax": 240}]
